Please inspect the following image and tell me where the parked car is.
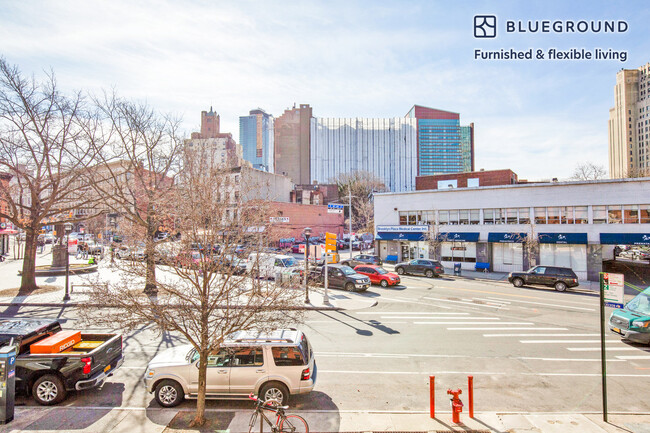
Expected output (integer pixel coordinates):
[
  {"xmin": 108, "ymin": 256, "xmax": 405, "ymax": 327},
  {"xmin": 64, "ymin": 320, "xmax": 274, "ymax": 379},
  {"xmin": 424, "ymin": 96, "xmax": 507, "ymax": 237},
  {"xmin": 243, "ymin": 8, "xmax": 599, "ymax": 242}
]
[
  {"xmin": 174, "ymin": 250, "xmax": 207, "ymax": 269},
  {"xmin": 215, "ymin": 254, "xmax": 247, "ymax": 275},
  {"xmin": 609, "ymin": 286, "xmax": 650, "ymax": 345},
  {"xmin": 247, "ymin": 253, "xmax": 300, "ymax": 279},
  {"xmin": 507, "ymin": 266, "xmax": 579, "ymax": 292},
  {"xmin": 0, "ymin": 318, "xmax": 123, "ymax": 405},
  {"xmin": 291, "ymin": 243, "xmax": 306, "ymax": 254},
  {"xmin": 144, "ymin": 328, "xmax": 316, "ymax": 407},
  {"xmin": 309, "ymin": 264, "xmax": 370, "ymax": 292},
  {"xmin": 43, "ymin": 233, "xmax": 56, "ymax": 244},
  {"xmin": 395, "ymin": 259, "xmax": 444, "ymax": 278},
  {"xmin": 341, "ymin": 254, "xmax": 382, "ymax": 268},
  {"xmin": 85, "ymin": 241, "xmax": 104, "ymax": 256},
  {"xmin": 354, "ymin": 265, "xmax": 400, "ymax": 287},
  {"xmin": 115, "ymin": 245, "xmax": 145, "ymax": 261}
]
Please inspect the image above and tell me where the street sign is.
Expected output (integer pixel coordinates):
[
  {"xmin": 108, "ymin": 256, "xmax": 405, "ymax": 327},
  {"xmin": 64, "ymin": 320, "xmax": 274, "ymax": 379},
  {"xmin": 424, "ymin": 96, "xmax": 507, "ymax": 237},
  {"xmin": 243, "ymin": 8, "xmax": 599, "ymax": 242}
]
[
  {"xmin": 269, "ymin": 217, "xmax": 290, "ymax": 223},
  {"xmin": 601, "ymin": 272, "xmax": 624, "ymax": 309},
  {"xmin": 325, "ymin": 232, "xmax": 337, "ymax": 252},
  {"xmin": 327, "ymin": 203, "xmax": 344, "ymax": 214}
]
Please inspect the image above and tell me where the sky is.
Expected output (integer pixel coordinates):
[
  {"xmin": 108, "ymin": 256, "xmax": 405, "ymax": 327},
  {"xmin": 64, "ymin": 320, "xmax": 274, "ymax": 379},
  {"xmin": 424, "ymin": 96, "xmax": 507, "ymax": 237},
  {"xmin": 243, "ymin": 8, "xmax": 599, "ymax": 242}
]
[{"xmin": 1, "ymin": 0, "xmax": 649, "ymax": 180}]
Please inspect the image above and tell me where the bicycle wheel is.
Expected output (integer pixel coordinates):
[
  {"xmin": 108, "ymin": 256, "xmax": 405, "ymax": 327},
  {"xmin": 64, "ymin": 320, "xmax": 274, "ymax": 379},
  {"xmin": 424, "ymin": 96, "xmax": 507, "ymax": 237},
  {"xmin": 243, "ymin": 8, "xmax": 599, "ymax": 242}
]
[
  {"xmin": 248, "ymin": 412, "xmax": 259, "ymax": 433},
  {"xmin": 279, "ymin": 414, "xmax": 309, "ymax": 433}
]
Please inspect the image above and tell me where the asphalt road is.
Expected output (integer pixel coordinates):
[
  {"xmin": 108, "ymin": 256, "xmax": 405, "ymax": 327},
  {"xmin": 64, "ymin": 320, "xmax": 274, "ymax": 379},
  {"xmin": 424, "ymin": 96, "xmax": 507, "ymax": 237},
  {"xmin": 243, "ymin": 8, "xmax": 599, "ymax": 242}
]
[{"xmin": 6, "ymin": 271, "xmax": 650, "ymax": 415}]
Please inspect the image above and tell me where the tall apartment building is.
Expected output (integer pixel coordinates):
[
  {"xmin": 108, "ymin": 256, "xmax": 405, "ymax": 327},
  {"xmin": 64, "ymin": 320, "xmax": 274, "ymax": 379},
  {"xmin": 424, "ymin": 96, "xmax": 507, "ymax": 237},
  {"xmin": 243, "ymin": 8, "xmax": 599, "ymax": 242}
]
[
  {"xmin": 310, "ymin": 117, "xmax": 418, "ymax": 192},
  {"xmin": 608, "ymin": 63, "xmax": 650, "ymax": 178},
  {"xmin": 274, "ymin": 104, "xmax": 312, "ymax": 184},
  {"xmin": 186, "ymin": 108, "xmax": 244, "ymax": 168},
  {"xmin": 239, "ymin": 108, "xmax": 274, "ymax": 172},
  {"xmin": 406, "ymin": 105, "xmax": 474, "ymax": 176},
  {"xmin": 191, "ymin": 107, "xmax": 220, "ymax": 139}
]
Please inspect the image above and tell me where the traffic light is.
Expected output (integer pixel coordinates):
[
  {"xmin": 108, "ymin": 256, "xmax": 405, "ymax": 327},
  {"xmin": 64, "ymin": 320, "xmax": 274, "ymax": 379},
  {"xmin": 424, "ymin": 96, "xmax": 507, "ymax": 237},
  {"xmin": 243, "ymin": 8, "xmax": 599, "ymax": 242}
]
[{"xmin": 325, "ymin": 232, "xmax": 337, "ymax": 252}]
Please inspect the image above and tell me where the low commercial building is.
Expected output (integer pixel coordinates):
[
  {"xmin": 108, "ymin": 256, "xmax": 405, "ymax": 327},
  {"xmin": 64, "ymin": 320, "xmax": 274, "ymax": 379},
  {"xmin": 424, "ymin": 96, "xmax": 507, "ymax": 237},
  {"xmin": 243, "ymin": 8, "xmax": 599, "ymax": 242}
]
[
  {"xmin": 268, "ymin": 202, "xmax": 345, "ymax": 245},
  {"xmin": 374, "ymin": 177, "xmax": 650, "ymax": 281}
]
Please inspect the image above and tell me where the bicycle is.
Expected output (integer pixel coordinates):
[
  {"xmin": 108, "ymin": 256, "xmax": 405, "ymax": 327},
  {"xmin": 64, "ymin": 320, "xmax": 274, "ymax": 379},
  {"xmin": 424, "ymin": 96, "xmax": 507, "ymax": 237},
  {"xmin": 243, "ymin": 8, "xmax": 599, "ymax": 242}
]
[{"xmin": 247, "ymin": 393, "xmax": 309, "ymax": 433}]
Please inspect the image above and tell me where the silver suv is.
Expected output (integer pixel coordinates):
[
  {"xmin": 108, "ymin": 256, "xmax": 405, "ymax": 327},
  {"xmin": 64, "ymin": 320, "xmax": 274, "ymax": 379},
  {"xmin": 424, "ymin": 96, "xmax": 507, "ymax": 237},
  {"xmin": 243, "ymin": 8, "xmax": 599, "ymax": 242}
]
[{"xmin": 143, "ymin": 329, "xmax": 316, "ymax": 407}]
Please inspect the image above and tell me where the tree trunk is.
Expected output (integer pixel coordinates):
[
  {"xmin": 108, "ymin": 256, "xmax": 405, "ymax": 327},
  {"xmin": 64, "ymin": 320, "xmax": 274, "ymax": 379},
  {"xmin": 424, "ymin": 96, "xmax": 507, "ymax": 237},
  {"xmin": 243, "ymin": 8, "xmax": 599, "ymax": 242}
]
[
  {"xmin": 144, "ymin": 223, "xmax": 157, "ymax": 294},
  {"xmin": 190, "ymin": 349, "xmax": 208, "ymax": 427},
  {"xmin": 20, "ymin": 228, "xmax": 38, "ymax": 292}
]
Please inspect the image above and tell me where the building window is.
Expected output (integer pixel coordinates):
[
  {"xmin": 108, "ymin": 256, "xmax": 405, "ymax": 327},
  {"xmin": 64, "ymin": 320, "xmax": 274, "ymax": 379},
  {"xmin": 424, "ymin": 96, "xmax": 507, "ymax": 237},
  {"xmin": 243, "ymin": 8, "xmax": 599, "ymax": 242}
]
[
  {"xmin": 534, "ymin": 207, "xmax": 547, "ymax": 224},
  {"xmin": 506, "ymin": 208, "xmax": 518, "ymax": 224},
  {"xmin": 593, "ymin": 205, "xmax": 607, "ymax": 224},
  {"xmin": 470, "ymin": 209, "xmax": 480, "ymax": 225},
  {"xmin": 483, "ymin": 209, "xmax": 494, "ymax": 225},
  {"xmin": 623, "ymin": 205, "xmax": 639, "ymax": 223},
  {"xmin": 399, "ymin": 212, "xmax": 408, "ymax": 225},
  {"xmin": 459, "ymin": 209, "xmax": 469, "ymax": 225},
  {"xmin": 439, "ymin": 210, "xmax": 449, "ymax": 225},
  {"xmin": 607, "ymin": 205, "xmax": 622, "ymax": 224},
  {"xmin": 422, "ymin": 211, "xmax": 435, "ymax": 225},
  {"xmin": 547, "ymin": 207, "xmax": 560, "ymax": 224},
  {"xmin": 560, "ymin": 207, "xmax": 572, "ymax": 224},
  {"xmin": 408, "ymin": 211, "xmax": 418, "ymax": 225},
  {"xmin": 640, "ymin": 205, "xmax": 650, "ymax": 224},
  {"xmin": 574, "ymin": 206, "xmax": 588, "ymax": 224},
  {"xmin": 495, "ymin": 208, "xmax": 505, "ymax": 224},
  {"xmin": 449, "ymin": 210, "xmax": 459, "ymax": 225},
  {"xmin": 518, "ymin": 208, "xmax": 530, "ymax": 225}
]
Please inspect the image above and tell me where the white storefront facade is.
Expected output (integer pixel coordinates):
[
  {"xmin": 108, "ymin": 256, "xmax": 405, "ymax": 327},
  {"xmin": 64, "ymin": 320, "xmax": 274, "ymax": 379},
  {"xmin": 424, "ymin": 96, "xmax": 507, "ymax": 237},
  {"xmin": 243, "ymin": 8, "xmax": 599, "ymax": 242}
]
[{"xmin": 374, "ymin": 178, "xmax": 650, "ymax": 281}]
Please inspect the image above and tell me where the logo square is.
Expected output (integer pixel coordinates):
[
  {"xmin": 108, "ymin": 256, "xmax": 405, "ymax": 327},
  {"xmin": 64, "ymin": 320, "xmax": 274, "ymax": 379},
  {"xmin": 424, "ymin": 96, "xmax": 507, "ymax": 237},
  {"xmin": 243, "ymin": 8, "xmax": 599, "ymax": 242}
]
[{"xmin": 474, "ymin": 15, "xmax": 497, "ymax": 38}]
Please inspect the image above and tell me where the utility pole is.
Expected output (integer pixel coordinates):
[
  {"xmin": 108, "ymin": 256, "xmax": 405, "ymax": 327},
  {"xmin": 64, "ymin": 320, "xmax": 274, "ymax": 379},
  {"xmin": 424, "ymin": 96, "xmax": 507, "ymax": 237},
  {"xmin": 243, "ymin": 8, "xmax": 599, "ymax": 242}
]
[{"xmin": 348, "ymin": 186, "xmax": 353, "ymax": 260}]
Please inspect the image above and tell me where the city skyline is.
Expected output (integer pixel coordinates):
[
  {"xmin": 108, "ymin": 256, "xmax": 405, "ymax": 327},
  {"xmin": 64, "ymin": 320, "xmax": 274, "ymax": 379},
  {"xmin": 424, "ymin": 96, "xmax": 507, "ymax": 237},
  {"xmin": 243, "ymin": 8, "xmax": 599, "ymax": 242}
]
[{"xmin": 1, "ymin": 1, "xmax": 649, "ymax": 179}]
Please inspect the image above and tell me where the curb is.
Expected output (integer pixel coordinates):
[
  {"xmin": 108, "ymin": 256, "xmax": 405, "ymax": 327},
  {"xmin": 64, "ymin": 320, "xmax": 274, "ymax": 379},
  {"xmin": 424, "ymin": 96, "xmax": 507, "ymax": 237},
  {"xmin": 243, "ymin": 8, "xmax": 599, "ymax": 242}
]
[{"xmin": 0, "ymin": 302, "xmax": 346, "ymax": 310}]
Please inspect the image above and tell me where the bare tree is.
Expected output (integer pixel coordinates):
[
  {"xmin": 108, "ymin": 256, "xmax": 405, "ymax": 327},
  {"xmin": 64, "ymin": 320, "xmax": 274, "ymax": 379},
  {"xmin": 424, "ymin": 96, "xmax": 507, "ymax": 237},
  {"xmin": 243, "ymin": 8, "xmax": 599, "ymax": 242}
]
[
  {"xmin": 331, "ymin": 171, "xmax": 386, "ymax": 233},
  {"xmin": 0, "ymin": 59, "xmax": 101, "ymax": 291},
  {"xmin": 626, "ymin": 166, "xmax": 650, "ymax": 179},
  {"xmin": 571, "ymin": 162, "xmax": 607, "ymax": 181},
  {"xmin": 80, "ymin": 145, "xmax": 305, "ymax": 426},
  {"xmin": 83, "ymin": 93, "xmax": 182, "ymax": 293}
]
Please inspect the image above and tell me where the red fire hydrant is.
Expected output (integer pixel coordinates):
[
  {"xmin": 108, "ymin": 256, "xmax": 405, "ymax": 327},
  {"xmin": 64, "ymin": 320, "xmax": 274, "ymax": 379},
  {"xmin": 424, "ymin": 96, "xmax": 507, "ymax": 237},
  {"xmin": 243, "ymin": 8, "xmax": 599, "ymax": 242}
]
[{"xmin": 447, "ymin": 388, "xmax": 464, "ymax": 423}]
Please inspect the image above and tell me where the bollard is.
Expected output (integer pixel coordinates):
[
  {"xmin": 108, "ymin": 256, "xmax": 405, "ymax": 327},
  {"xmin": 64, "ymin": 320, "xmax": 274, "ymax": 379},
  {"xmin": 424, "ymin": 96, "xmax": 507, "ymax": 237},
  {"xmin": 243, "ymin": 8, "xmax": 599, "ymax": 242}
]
[
  {"xmin": 468, "ymin": 375, "xmax": 474, "ymax": 418},
  {"xmin": 429, "ymin": 376, "xmax": 435, "ymax": 418}
]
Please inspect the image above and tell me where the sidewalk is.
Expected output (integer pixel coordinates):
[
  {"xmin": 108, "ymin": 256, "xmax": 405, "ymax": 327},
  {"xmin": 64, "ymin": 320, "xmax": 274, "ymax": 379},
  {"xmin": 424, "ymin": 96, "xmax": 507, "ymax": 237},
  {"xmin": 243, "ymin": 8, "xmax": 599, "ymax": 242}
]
[{"xmin": 3, "ymin": 407, "xmax": 649, "ymax": 432}]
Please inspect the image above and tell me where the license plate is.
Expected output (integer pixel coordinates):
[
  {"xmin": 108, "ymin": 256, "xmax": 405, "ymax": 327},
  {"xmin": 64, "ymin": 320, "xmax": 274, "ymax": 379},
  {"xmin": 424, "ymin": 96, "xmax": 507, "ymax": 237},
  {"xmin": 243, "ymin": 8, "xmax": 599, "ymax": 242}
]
[
  {"xmin": 104, "ymin": 365, "xmax": 111, "ymax": 373},
  {"xmin": 612, "ymin": 327, "xmax": 622, "ymax": 334}
]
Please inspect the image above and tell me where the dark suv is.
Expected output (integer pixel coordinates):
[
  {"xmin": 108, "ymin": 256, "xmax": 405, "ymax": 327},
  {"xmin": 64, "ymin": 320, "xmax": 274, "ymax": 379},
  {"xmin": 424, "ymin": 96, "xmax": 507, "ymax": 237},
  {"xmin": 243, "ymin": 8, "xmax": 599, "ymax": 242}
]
[
  {"xmin": 395, "ymin": 259, "xmax": 444, "ymax": 278},
  {"xmin": 508, "ymin": 266, "xmax": 579, "ymax": 292},
  {"xmin": 341, "ymin": 254, "xmax": 382, "ymax": 268}
]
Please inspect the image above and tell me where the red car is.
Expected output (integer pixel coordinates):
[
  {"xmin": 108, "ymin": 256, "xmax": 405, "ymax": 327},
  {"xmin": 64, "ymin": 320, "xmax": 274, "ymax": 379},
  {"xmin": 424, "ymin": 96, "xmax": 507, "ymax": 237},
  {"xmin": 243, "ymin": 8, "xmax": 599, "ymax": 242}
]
[{"xmin": 354, "ymin": 265, "xmax": 401, "ymax": 287}]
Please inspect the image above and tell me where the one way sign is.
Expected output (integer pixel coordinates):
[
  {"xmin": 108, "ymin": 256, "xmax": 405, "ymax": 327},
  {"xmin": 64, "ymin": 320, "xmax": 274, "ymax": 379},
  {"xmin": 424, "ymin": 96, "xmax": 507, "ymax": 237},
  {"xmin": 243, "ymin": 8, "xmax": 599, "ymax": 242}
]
[{"xmin": 327, "ymin": 204, "xmax": 344, "ymax": 214}]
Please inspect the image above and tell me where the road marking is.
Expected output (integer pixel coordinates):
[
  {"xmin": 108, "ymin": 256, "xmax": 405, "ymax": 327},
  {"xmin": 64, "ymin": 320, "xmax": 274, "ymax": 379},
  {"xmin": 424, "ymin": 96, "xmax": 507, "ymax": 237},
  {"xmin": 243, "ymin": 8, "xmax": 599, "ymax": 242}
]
[
  {"xmin": 521, "ymin": 340, "xmax": 622, "ymax": 344},
  {"xmin": 356, "ymin": 311, "xmax": 468, "ymax": 315},
  {"xmin": 305, "ymin": 321, "xmax": 407, "ymax": 324},
  {"xmin": 518, "ymin": 357, "xmax": 625, "ymax": 362},
  {"xmin": 417, "ymin": 321, "xmax": 534, "ymax": 325},
  {"xmin": 484, "ymin": 333, "xmax": 602, "ymax": 337},
  {"xmin": 483, "ymin": 296, "xmax": 594, "ymax": 312},
  {"xmin": 615, "ymin": 355, "xmax": 650, "ymax": 360},
  {"xmin": 448, "ymin": 327, "xmax": 567, "ymax": 330},
  {"xmin": 423, "ymin": 296, "xmax": 509, "ymax": 309},
  {"xmin": 377, "ymin": 296, "xmax": 454, "ymax": 309},
  {"xmin": 568, "ymin": 347, "xmax": 643, "ymax": 352},
  {"xmin": 317, "ymin": 370, "xmax": 649, "ymax": 377},
  {"xmin": 385, "ymin": 316, "xmax": 500, "ymax": 320}
]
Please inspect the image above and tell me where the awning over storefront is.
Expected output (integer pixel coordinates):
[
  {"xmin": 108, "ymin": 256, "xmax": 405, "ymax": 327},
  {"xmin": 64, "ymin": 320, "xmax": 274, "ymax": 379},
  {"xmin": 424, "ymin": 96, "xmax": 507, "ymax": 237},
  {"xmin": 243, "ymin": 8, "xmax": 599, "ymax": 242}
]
[
  {"xmin": 488, "ymin": 232, "xmax": 527, "ymax": 243},
  {"xmin": 538, "ymin": 233, "xmax": 588, "ymax": 244},
  {"xmin": 600, "ymin": 233, "xmax": 650, "ymax": 245},
  {"xmin": 438, "ymin": 232, "xmax": 480, "ymax": 242}
]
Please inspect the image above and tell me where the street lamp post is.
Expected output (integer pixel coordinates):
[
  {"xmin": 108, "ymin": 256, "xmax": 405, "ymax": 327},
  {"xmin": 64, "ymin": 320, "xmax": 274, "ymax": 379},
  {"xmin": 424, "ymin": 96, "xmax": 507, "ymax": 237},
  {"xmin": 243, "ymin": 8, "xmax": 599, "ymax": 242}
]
[
  {"xmin": 63, "ymin": 223, "xmax": 73, "ymax": 301},
  {"xmin": 303, "ymin": 227, "xmax": 312, "ymax": 304}
]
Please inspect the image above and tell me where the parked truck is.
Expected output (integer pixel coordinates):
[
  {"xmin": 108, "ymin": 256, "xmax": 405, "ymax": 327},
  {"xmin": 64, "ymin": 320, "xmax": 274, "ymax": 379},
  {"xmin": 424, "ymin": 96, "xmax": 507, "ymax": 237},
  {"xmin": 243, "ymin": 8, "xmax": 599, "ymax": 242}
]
[{"xmin": 0, "ymin": 318, "xmax": 124, "ymax": 405}]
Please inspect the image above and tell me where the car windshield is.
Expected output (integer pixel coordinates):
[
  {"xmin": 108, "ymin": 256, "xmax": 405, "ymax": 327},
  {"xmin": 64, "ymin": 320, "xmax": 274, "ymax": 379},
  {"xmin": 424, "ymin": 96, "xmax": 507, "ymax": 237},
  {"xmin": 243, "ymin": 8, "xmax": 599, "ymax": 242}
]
[
  {"xmin": 376, "ymin": 268, "xmax": 389, "ymax": 275},
  {"xmin": 281, "ymin": 257, "xmax": 297, "ymax": 267},
  {"xmin": 341, "ymin": 266, "xmax": 356, "ymax": 275},
  {"xmin": 625, "ymin": 290, "xmax": 650, "ymax": 315}
]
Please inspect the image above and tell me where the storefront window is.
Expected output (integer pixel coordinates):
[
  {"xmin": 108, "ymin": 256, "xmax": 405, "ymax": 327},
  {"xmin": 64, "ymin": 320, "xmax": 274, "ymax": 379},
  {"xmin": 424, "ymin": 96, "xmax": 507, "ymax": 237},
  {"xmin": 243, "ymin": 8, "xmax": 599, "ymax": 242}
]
[
  {"xmin": 459, "ymin": 210, "xmax": 469, "ymax": 225},
  {"xmin": 574, "ymin": 206, "xmax": 588, "ymax": 224},
  {"xmin": 607, "ymin": 205, "xmax": 622, "ymax": 224},
  {"xmin": 593, "ymin": 205, "xmax": 607, "ymax": 224},
  {"xmin": 518, "ymin": 208, "xmax": 530, "ymax": 224},
  {"xmin": 483, "ymin": 209, "xmax": 494, "ymax": 224},
  {"xmin": 441, "ymin": 241, "xmax": 477, "ymax": 263},
  {"xmin": 623, "ymin": 205, "xmax": 639, "ymax": 223},
  {"xmin": 547, "ymin": 207, "xmax": 560, "ymax": 224},
  {"xmin": 506, "ymin": 208, "xmax": 518, "ymax": 224},
  {"xmin": 534, "ymin": 207, "xmax": 547, "ymax": 224},
  {"xmin": 470, "ymin": 209, "xmax": 480, "ymax": 225},
  {"xmin": 641, "ymin": 205, "xmax": 650, "ymax": 224}
]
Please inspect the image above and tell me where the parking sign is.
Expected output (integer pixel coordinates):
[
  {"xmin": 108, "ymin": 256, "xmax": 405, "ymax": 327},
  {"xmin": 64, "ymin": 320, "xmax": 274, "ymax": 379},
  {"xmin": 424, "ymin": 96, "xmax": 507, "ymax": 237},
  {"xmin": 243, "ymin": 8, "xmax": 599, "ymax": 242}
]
[{"xmin": 601, "ymin": 272, "xmax": 624, "ymax": 309}]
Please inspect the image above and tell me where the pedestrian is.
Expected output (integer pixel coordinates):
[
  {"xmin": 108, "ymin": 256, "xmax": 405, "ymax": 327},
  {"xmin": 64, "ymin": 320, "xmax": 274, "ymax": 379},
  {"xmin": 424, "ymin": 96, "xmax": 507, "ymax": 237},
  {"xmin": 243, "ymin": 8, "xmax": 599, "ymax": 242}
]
[
  {"xmin": 37, "ymin": 236, "xmax": 45, "ymax": 253},
  {"xmin": 82, "ymin": 243, "xmax": 88, "ymax": 259}
]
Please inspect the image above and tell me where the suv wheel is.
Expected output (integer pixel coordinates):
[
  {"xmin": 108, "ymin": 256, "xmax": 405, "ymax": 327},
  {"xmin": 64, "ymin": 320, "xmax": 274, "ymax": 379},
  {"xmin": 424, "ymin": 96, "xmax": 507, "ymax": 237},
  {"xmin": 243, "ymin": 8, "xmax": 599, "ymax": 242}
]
[
  {"xmin": 341, "ymin": 261, "xmax": 349, "ymax": 266},
  {"xmin": 260, "ymin": 382, "xmax": 289, "ymax": 406},
  {"xmin": 396, "ymin": 267, "xmax": 405, "ymax": 275},
  {"xmin": 380, "ymin": 279, "xmax": 389, "ymax": 287},
  {"xmin": 512, "ymin": 277, "xmax": 524, "ymax": 288},
  {"xmin": 345, "ymin": 282, "xmax": 355, "ymax": 292},
  {"xmin": 32, "ymin": 374, "xmax": 67, "ymax": 406},
  {"xmin": 155, "ymin": 380, "xmax": 184, "ymax": 407},
  {"xmin": 554, "ymin": 281, "xmax": 567, "ymax": 292},
  {"xmin": 425, "ymin": 269, "xmax": 434, "ymax": 278}
]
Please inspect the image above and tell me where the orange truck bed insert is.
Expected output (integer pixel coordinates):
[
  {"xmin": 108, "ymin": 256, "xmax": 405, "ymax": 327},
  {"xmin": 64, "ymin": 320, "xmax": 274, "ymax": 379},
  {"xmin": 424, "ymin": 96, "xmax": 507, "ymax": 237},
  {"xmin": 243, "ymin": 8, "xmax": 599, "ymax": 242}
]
[{"xmin": 31, "ymin": 331, "xmax": 82, "ymax": 354}]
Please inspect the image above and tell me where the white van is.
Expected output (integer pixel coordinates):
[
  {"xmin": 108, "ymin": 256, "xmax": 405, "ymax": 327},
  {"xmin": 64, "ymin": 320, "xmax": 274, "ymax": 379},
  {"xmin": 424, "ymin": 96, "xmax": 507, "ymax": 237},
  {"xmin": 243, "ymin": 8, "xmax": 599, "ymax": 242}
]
[{"xmin": 247, "ymin": 253, "xmax": 300, "ymax": 279}]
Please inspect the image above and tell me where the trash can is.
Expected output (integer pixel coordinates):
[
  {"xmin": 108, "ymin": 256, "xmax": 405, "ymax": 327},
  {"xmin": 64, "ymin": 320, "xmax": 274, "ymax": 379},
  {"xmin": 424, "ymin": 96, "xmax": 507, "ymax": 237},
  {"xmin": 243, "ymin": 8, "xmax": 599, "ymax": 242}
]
[{"xmin": 453, "ymin": 263, "xmax": 462, "ymax": 275}]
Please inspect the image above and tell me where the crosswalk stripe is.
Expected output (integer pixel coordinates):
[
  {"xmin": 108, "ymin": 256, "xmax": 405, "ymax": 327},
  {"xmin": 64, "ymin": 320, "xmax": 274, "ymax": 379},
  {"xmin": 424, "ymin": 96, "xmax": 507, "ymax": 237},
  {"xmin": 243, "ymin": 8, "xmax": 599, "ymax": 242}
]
[
  {"xmin": 482, "ymin": 296, "xmax": 593, "ymax": 312},
  {"xmin": 385, "ymin": 316, "xmax": 499, "ymax": 320},
  {"xmin": 356, "ymin": 312, "xmax": 468, "ymax": 315},
  {"xmin": 521, "ymin": 340, "xmax": 623, "ymax": 344},
  {"xmin": 615, "ymin": 355, "xmax": 650, "ymax": 360},
  {"xmin": 568, "ymin": 347, "xmax": 642, "ymax": 352},
  {"xmin": 484, "ymin": 333, "xmax": 602, "ymax": 337},
  {"xmin": 423, "ymin": 296, "xmax": 509, "ymax": 309},
  {"xmin": 416, "ymin": 321, "xmax": 533, "ymax": 325},
  {"xmin": 448, "ymin": 327, "xmax": 567, "ymax": 330}
]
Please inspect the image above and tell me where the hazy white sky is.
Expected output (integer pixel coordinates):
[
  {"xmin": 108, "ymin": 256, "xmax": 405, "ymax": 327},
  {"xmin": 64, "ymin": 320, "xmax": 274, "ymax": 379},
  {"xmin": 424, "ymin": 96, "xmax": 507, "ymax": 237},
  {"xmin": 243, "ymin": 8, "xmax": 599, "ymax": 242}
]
[{"xmin": 1, "ymin": 0, "xmax": 649, "ymax": 180}]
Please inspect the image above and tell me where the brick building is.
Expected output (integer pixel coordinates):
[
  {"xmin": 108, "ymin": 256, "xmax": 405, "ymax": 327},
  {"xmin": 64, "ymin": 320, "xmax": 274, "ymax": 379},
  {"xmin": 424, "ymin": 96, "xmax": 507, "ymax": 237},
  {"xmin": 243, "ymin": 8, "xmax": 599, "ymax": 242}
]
[
  {"xmin": 416, "ymin": 169, "xmax": 519, "ymax": 190},
  {"xmin": 289, "ymin": 183, "xmax": 339, "ymax": 206},
  {"xmin": 274, "ymin": 104, "xmax": 312, "ymax": 184},
  {"xmin": 268, "ymin": 202, "xmax": 345, "ymax": 243}
]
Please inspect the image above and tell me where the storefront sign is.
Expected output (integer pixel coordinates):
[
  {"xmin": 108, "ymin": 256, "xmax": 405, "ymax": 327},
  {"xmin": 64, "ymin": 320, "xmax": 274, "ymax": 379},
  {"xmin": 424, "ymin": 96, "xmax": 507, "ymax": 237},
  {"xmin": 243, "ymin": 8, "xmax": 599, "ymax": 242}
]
[
  {"xmin": 488, "ymin": 232, "xmax": 527, "ymax": 243},
  {"xmin": 438, "ymin": 232, "xmax": 480, "ymax": 242},
  {"xmin": 376, "ymin": 225, "xmax": 429, "ymax": 232},
  {"xmin": 269, "ymin": 217, "xmax": 290, "ymax": 223},
  {"xmin": 538, "ymin": 233, "xmax": 588, "ymax": 244},
  {"xmin": 600, "ymin": 233, "xmax": 650, "ymax": 246}
]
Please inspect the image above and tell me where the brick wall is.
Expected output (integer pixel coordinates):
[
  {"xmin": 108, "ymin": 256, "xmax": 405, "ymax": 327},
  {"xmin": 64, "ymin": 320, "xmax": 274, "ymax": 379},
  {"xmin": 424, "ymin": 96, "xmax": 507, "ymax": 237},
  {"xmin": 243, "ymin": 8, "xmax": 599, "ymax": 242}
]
[
  {"xmin": 268, "ymin": 202, "xmax": 344, "ymax": 241},
  {"xmin": 416, "ymin": 169, "xmax": 518, "ymax": 190}
]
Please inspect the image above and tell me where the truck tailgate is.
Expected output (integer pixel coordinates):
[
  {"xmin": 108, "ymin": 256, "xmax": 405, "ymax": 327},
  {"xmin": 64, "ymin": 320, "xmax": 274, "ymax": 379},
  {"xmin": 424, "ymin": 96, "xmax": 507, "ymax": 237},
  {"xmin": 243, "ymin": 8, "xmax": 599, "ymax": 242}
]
[{"xmin": 84, "ymin": 334, "xmax": 123, "ymax": 376}]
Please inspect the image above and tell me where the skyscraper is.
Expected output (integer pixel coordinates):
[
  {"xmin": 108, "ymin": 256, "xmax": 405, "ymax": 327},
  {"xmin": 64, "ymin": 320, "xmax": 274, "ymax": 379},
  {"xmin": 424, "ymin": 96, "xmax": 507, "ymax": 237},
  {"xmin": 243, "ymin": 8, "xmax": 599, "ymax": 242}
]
[
  {"xmin": 191, "ymin": 107, "xmax": 220, "ymax": 139},
  {"xmin": 186, "ymin": 108, "xmax": 244, "ymax": 168},
  {"xmin": 608, "ymin": 63, "xmax": 650, "ymax": 178},
  {"xmin": 274, "ymin": 104, "xmax": 312, "ymax": 184},
  {"xmin": 406, "ymin": 105, "xmax": 474, "ymax": 176},
  {"xmin": 239, "ymin": 108, "xmax": 274, "ymax": 172}
]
